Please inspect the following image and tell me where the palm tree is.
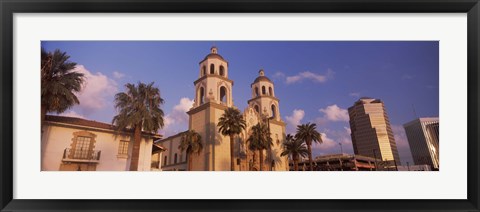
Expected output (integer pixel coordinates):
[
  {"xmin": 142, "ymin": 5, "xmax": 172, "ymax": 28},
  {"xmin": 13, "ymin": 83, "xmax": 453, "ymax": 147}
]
[
  {"xmin": 247, "ymin": 123, "xmax": 273, "ymax": 171},
  {"xmin": 41, "ymin": 48, "xmax": 84, "ymax": 124},
  {"xmin": 295, "ymin": 123, "xmax": 322, "ymax": 171},
  {"xmin": 217, "ymin": 107, "xmax": 246, "ymax": 171},
  {"xmin": 179, "ymin": 130, "xmax": 203, "ymax": 171},
  {"xmin": 112, "ymin": 82, "xmax": 165, "ymax": 171},
  {"xmin": 247, "ymin": 133, "xmax": 259, "ymax": 171},
  {"xmin": 281, "ymin": 134, "xmax": 308, "ymax": 171}
]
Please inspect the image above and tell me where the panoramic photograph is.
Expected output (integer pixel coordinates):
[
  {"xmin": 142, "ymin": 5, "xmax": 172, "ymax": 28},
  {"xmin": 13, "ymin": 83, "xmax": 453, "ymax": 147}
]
[{"xmin": 40, "ymin": 41, "xmax": 439, "ymax": 171}]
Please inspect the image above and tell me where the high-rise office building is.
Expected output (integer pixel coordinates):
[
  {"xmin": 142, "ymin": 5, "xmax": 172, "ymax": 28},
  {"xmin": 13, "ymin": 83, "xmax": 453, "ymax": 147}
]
[
  {"xmin": 348, "ymin": 97, "xmax": 401, "ymax": 165},
  {"xmin": 403, "ymin": 118, "xmax": 439, "ymax": 170}
]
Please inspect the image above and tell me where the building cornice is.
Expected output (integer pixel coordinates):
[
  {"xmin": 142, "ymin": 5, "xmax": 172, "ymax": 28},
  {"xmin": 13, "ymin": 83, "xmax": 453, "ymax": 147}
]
[
  {"xmin": 156, "ymin": 131, "xmax": 188, "ymax": 143},
  {"xmin": 269, "ymin": 119, "xmax": 286, "ymax": 127},
  {"xmin": 247, "ymin": 95, "xmax": 280, "ymax": 104},
  {"xmin": 194, "ymin": 75, "xmax": 234, "ymax": 86},
  {"xmin": 45, "ymin": 121, "xmax": 161, "ymax": 139},
  {"xmin": 187, "ymin": 101, "xmax": 229, "ymax": 115},
  {"xmin": 198, "ymin": 55, "xmax": 228, "ymax": 64}
]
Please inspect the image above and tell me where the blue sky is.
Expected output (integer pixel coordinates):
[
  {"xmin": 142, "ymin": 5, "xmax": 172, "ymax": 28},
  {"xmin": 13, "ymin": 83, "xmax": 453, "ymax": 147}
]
[{"xmin": 42, "ymin": 41, "xmax": 439, "ymax": 165}]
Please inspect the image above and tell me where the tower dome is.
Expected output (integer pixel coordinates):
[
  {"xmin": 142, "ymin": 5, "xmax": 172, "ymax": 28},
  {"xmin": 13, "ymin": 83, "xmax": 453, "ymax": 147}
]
[
  {"xmin": 199, "ymin": 46, "xmax": 227, "ymax": 63},
  {"xmin": 253, "ymin": 69, "xmax": 272, "ymax": 84}
]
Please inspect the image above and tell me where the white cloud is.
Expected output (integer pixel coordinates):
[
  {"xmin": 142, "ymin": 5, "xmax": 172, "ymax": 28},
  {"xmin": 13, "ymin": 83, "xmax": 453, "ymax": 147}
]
[
  {"xmin": 60, "ymin": 110, "xmax": 85, "ymax": 119},
  {"xmin": 285, "ymin": 109, "xmax": 305, "ymax": 134},
  {"xmin": 273, "ymin": 72, "xmax": 285, "ymax": 78},
  {"xmin": 314, "ymin": 117, "xmax": 328, "ymax": 127},
  {"xmin": 319, "ymin": 104, "xmax": 349, "ymax": 122},
  {"xmin": 74, "ymin": 65, "xmax": 118, "ymax": 115},
  {"xmin": 311, "ymin": 128, "xmax": 354, "ymax": 156},
  {"xmin": 160, "ymin": 97, "xmax": 194, "ymax": 137},
  {"xmin": 173, "ymin": 97, "xmax": 194, "ymax": 114},
  {"xmin": 285, "ymin": 69, "xmax": 334, "ymax": 84},
  {"xmin": 349, "ymin": 92, "xmax": 361, "ymax": 98},
  {"xmin": 312, "ymin": 132, "xmax": 337, "ymax": 151},
  {"xmin": 112, "ymin": 71, "xmax": 125, "ymax": 79},
  {"xmin": 286, "ymin": 75, "xmax": 303, "ymax": 84},
  {"xmin": 344, "ymin": 127, "xmax": 351, "ymax": 134}
]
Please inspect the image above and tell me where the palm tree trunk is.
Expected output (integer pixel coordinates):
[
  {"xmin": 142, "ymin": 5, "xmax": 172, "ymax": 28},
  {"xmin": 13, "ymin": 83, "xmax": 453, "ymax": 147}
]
[
  {"xmin": 307, "ymin": 140, "xmax": 313, "ymax": 171},
  {"xmin": 259, "ymin": 149, "xmax": 264, "ymax": 171},
  {"xmin": 293, "ymin": 153, "xmax": 299, "ymax": 171},
  {"xmin": 230, "ymin": 134, "xmax": 235, "ymax": 171},
  {"xmin": 251, "ymin": 151, "xmax": 256, "ymax": 171},
  {"xmin": 188, "ymin": 152, "xmax": 192, "ymax": 171},
  {"xmin": 129, "ymin": 125, "xmax": 142, "ymax": 171},
  {"xmin": 41, "ymin": 104, "xmax": 47, "ymax": 125}
]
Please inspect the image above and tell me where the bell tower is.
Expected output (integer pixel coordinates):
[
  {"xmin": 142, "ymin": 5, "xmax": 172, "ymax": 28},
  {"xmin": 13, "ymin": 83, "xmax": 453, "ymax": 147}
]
[
  {"xmin": 248, "ymin": 69, "xmax": 281, "ymax": 121},
  {"xmin": 247, "ymin": 69, "xmax": 288, "ymax": 171},
  {"xmin": 187, "ymin": 46, "xmax": 235, "ymax": 171},
  {"xmin": 193, "ymin": 46, "xmax": 233, "ymax": 107}
]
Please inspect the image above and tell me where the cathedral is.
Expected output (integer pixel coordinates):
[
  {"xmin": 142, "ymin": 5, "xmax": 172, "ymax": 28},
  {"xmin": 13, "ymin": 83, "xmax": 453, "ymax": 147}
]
[{"xmin": 157, "ymin": 46, "xmax": 289, "ymax": 171}]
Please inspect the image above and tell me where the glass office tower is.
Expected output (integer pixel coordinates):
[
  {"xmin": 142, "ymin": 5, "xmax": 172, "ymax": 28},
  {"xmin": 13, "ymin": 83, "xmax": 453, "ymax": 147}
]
[
  {"xmin": 403, "ymin": 118, "xmax": 439, "ymax": 170},
  {"xmin": 348, "ymin": 97, "xmax": 401, "ymax": 166}
]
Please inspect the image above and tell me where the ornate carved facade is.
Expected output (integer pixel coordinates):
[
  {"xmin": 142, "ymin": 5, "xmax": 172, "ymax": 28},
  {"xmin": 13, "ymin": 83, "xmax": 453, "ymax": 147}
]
[{"xmin": 159, "ymin": 47, "xmax": 288, "ymax": 171}]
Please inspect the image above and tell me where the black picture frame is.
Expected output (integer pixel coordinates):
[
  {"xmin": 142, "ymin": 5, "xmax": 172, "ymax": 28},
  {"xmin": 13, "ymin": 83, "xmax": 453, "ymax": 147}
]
[{"xmin": 1, "ymin": 0, "xmax": 479, "ymax": 211}]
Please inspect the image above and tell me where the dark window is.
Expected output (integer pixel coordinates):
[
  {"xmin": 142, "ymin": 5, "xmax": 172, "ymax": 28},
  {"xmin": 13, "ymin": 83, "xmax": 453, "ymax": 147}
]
[
  {"xmin": 74, "ymin": 136, "xmax": 92, "ymax": 159},
  {"xmin": 210, "ymin": 64, "xmax": 215, "ymax": 74},
  {"xmin": 220, "ymin": 86, "xmax": 227, "ymax": 104},
  {"xmin": 219, "ymin": 66, "xmax": 225, "ymax": 76},
  {"xmin": 255, "ymin": 87, "xmax": 259, "ymax": 97},
  {"xmin": 164, "ymin": 156, "xmax": 168, "ymax": 166},
  {"xmin": 262, "ymin": 86, "xmax": 266, "ymax": 95},
  {"xmin": 271, "ymin": 104, "xmax": 276, "ymax": 118},
  {"xmin": 118, "ymin": 140, "xmax": 129, "ymax": 155},
  {"xmin": 200, "ymin": 87, "xmax": 205, "ymax": 104},
  {"xmin": 202, "ymin": 66, "xmax": 206, "ymax": 76},
  {"xmin": 174, "ymin": 153, "xmax": 178, "ymax": 164},
  {"xmin": 254, "ymin": 105, "xmax": 260, "ymax": 113}
]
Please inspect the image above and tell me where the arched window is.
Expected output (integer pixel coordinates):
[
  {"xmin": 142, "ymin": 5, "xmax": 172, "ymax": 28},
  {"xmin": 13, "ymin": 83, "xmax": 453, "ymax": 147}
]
[
  {"xmin": 269, "ymin": 87, "xmax": 273, "ymax": 96},
  {"xmin": 220, "ymin": 86, "xmax": 227, "ymax": 104},
  {"xmin": 199, "ymin": 87, "xmax": 205, "ymax": 104},
  {"xmin": 219, "ymin": 65, "xmax": 225, "ymax": 76},
  {"xmin": 210, "ymin": 64, "xmax": 215, "ymax": 74},
  {"xmin": 271, "ymin": 104, "xmax": 277, "ymax": 119},
  {"xmin": 174, "ymin": 153, "xmax": 178, "ymax": 164},
  {"xmin": 262, "ymin": 86, "xmax": 266, "ymax": 95},
  {"xmin": 255, "ymin": 87, "xmax": 259, "ymax": 97},
  {"xmin": 202, "ymin": 66, "xmax": 206, "ymax": 76},
  {"xmin": 164, "ymin": 156, "xmax": 168, "ymax": 166},
  {"xmin": 254, "ymin": 105, "xmax": 260, "ymax": 113}
]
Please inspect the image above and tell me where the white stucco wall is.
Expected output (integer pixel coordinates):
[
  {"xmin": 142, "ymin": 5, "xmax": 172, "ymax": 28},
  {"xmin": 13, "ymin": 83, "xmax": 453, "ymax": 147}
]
[
  {"xmin": 213, "ymin": 108, "xmax": 233, "ymax": 171},
  {"xmin": 157, "ymin": 135, "xmax": 188, "ymax": 171},
  {"xmin": 41, "ymin": 123, "xmax": 154, "ymax": 171},
  {"xmin": 268, "ymin": 122, "xmax": 288, "ymax": 171}
]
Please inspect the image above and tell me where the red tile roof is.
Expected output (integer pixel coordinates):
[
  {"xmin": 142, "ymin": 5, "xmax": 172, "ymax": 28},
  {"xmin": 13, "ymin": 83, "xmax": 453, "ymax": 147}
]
[
  {"xmin": 45, "ymin": 115, "xmax": 162, "ymax": 138},
  {"xmin": 46, "ymin": 115, "xmax": 114, "ymax": 130}
]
